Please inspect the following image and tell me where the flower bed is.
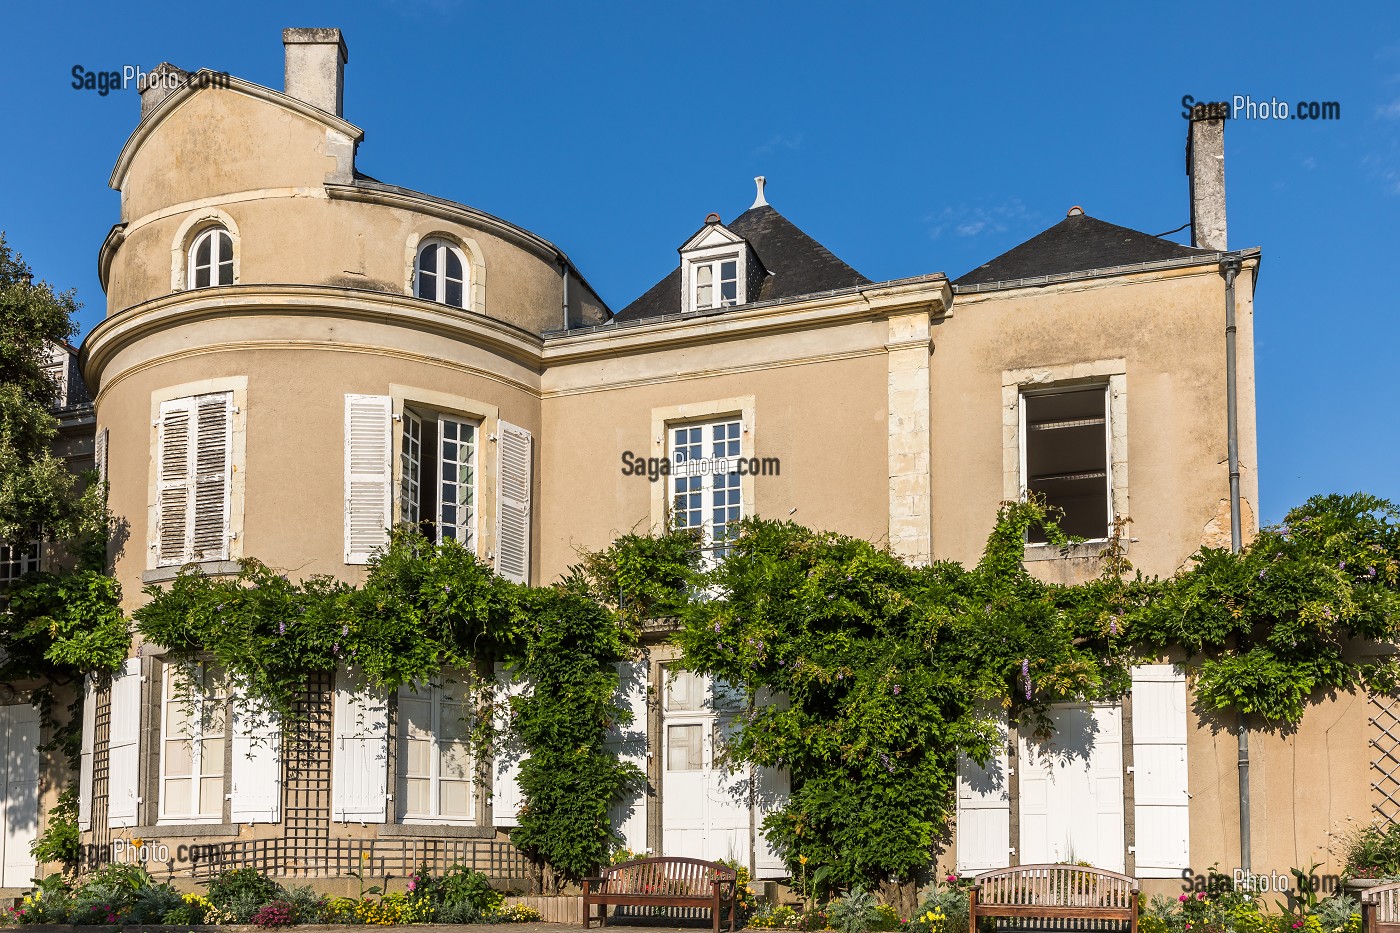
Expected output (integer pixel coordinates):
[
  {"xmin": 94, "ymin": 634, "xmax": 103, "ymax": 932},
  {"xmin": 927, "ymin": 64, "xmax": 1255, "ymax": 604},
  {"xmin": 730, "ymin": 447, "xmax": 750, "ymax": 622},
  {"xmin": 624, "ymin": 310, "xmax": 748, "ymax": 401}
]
[{"xmin": 3, "ymin": 866, "xmax": 542, "ymax": 928}]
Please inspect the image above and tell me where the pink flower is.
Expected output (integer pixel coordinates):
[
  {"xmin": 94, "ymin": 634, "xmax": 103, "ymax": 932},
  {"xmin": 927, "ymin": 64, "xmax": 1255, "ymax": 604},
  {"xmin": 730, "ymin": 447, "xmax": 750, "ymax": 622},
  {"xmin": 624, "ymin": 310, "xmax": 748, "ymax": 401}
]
[
  {"xmin": 1196, "ymin": 892, "xmax": 1206, "ymax": 900},
  {"xmin": 1179, "ymin": 895, "xmax": 1189, "ymax": 902},
  {"xmin": 947, "ymin": 874, "xmax": 958, "ymax": 883}
]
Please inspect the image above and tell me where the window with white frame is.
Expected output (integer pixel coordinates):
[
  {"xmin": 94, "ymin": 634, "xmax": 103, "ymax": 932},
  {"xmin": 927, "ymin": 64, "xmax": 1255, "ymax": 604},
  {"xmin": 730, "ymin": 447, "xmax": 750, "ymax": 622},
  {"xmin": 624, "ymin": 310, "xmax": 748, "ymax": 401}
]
[
  {"xmin": 0, "ymin": 542, "xmax": 39, "ymax": 584},
  {"xmin": 159, "ymin": 660, "xmax": 228, "ymax": 823},
  {"xmin": 397, "ymin": 672, "xmax": 473, "ymax": 822},
  {"xmin": 691, "ymin": 258, "xmax": 739, "ymax": 311},
  {"xmin": 399, "ymin": 409, "xmax": 478, "ymax": 547},
  {"xmin": 415, "ymin": 238, "xmax": 467, "ymax": 309},
  {"xmin": 670, "ymin": 419, "xmax": 743, "ymax": 560},
  {"xmin": 188, "ymin": 227, "xmax": 234, "ymax": 288},
  {"xmin": 156, "ymin": 392, "xmax": 233, "ymax": 567},
  {"xmin": 1020, "ymin": 386, "xmax": 1112, "ymax": 542}
]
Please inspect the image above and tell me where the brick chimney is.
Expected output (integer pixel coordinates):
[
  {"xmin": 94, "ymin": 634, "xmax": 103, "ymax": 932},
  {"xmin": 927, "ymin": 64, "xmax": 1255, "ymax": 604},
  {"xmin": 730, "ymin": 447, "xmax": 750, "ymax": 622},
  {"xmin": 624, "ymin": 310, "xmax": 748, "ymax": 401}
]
[
  {"xmin": 282, "ymin": 28, "xmax": 348, "ymax": 117},
  {"xmin": 1187, "ymin": 108, "xmax": 1227, "ymax": 251}
]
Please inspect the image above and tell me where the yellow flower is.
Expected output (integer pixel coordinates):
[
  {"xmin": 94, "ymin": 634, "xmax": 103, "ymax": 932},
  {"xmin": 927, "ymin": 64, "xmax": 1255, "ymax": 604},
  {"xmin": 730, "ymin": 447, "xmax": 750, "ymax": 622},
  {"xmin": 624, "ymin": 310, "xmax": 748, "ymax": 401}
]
[
  {"xmin": 798, "ymin": 855, "xmax": 808, "ymax": 865},
  {"xmin": 131, "ymin": 837, "xmax": 144, "ymax": 848}
]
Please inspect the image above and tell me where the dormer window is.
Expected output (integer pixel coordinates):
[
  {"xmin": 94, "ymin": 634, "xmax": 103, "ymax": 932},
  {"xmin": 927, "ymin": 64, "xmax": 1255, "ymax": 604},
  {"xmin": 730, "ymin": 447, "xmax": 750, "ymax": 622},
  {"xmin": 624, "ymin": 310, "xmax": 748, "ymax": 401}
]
[
  {"xmin": 694, "ymin": 259, "xmax": 738, "ymax": 310},
  {"xmin": 678, "ymin": 213, "xmax": 756, "ymax": 314}
]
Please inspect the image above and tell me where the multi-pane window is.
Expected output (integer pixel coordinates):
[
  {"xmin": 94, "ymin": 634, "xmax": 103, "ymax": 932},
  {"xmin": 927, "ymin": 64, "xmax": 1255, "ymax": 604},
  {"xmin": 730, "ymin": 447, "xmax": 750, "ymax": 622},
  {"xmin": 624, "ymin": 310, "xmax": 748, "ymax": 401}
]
[
  {"xmin": 692, "ymin": 259, "xmax": 739, "ymax": 310},
  {"xmin": 670, "ymin": 419, "xmax": 743, "ymax": 560},
  {"xmin": 0, "ymin": 542, "xmax": 39, "ymax": 584},
  {"xmin": 1021, "ymin": 386, "xmax": 1112, "ymax": 542},
  {"xmin": 159, "ymin": 661, "xmax": 227, "ymax": 823},
  {"xmin": 400, "ymin": 409, "xmax": 478, "ymax": 547},
  {"xmin": 188, "ymin": 228, "xmax": 234, "ymax": 288},
  {"xmin": 398, "ymin": 673, "xmax": 473, "ymax": 822},
  {"xmin": 415, "ymin": 239, "xmax": 467, "ymax": 308}
]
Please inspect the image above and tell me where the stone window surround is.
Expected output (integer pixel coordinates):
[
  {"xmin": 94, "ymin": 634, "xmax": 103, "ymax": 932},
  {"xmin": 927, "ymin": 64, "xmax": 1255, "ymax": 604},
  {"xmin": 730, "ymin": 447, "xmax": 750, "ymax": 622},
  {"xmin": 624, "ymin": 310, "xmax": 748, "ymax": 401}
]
[
  {"xmin": 648, "ymin": 397, "xmax": 757, "ymax": 535},
  {"xmin": 403, "ymin": 229, "xmax": 487, "ymax": 316},
  {"xmin": 145, "ymin": 377, "xmax": 248, "ymax": 572},
  {"xmin": 169, "ymin": 207, "xmax": 241, "ymax": 293},
  {"xmin": 679, "ymin": 239, "xmax": 749, "ymax": 315},
  {"xmin": 1002, "ymin": 359, "xmax": 1129, "ymax": 560}
]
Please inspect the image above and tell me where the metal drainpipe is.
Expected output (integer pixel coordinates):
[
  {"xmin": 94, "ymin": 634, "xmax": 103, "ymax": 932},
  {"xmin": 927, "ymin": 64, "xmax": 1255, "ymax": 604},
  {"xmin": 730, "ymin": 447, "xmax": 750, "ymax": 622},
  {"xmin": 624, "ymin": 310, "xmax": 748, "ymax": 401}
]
[
  {"xmin": 561, "ymin": 260, "xmax": 571, "ymax": 332},
  {"xmin": 1222, "ymin": 252, "xmax": 1249, "ymax": 873}
]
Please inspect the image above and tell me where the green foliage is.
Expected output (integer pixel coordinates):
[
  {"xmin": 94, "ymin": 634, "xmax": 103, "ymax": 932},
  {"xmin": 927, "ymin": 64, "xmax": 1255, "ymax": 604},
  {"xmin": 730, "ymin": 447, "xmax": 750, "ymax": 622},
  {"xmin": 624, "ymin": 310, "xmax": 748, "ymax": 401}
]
[
  {"xmin": 411, "ymin": 864, "xmax": 503, "ymax": 914},
  {"xmin": 206, "ymin": 867, "xmax": 282, "ymax": 911},
  {"xmin": 27, "ymin": 785, "xmax": 80, "ymax": 872},
  {"xmin": 829, "ymin": 889, "xmax": 902, "ymax": 933},
  {"xmin": 3, "ymin": 571, "xmax": 128, "ymax": 682},
  {"xmin": 1339, "ymin": 821, "xmax": 1400, "ymax": 878}
]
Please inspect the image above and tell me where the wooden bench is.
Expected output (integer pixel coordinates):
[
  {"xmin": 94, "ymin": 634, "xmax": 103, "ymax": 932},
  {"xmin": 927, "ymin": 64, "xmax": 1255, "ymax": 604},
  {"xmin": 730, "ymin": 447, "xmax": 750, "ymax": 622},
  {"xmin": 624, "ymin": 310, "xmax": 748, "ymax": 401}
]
[
  {"xmin": 1361, "ymin": 880, "xmax": 1400, "ymax": 933},
  {"xmin": 583, "ymin": 856, "xmax": 738, "ymax": 933},
  {"xmin": 969, "ymin": 864, "xmax": 1139, "ymax": 933}
]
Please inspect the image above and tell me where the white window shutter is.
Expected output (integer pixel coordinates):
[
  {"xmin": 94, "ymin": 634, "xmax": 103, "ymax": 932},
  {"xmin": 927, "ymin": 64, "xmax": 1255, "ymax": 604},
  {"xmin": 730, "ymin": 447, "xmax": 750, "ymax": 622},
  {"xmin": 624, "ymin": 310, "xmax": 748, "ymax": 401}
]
[
  {"xmin": 229, "ymin": 690, "xmax": 282, "ymax": 824},
  {"xmin": 605, "ymin": 661, "xmax": 648, "ymax": 851},
  {"xmin": 78, "ymin": 675, "xmax": 97, "ymax": 830},
  {"xmin": 751, "ymin": 687, "xmax": 791, "ymax": 878},
  {"xmin": 492, "ymin": 662, "xmax": 527, "ymax": 827},
  {"xmin": 495, "ymin": 421, "xmax": 532, "ymax": 584},
  {"xmin": 157, "ymin": 399, "xmax": 193, "ymax": 567},
  {"xmin": 95, "ymin": 427, "xmax": 109, "ymax": 486},
  {"xmin": 2, "ymin": 703, "xmax": 41, "ymax": 887},
  {"xmin": 1132, "ymin": 664, "xmax": 1190, "ymax": 877},
  {"xmin": 107, "ymin": 658, "xmax": 142, "ymax": 828},
  {"xmin": 955, "ymin": 714, "xmax": 1012, "ymax": 873},
  {"xmin": 331, "ymin": 668, "xmax": 388, "ymax": 822},
  {"xmin": 192, "ymin": 394, "xmax": 232, "ymax": 561},
  {"xmin": 345, "ymin": 395, "xmax": 392, "ymax": 564}
]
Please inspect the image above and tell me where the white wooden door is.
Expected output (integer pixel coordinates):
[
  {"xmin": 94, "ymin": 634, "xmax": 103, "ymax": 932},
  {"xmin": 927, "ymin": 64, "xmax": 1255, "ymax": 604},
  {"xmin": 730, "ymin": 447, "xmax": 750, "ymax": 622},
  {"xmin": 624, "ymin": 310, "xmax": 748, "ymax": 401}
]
[
  {"xmin": 0, "ymin": 704, "xmax": 41, "ymax": 887},
  {"xmin": 660, "ymin": 671, "xmax": 751, "ymax": 865},
  {"xmin": 955, "ymin": 713, "xmax": 1011, "ymax": 872},
  {"xmin": 1131, "ymin": 665, "xmax": 1190, "ymax": 876},
  {"xmin": 1018, "ymin": 704, "xmax": 1124, "ymax": 871}
]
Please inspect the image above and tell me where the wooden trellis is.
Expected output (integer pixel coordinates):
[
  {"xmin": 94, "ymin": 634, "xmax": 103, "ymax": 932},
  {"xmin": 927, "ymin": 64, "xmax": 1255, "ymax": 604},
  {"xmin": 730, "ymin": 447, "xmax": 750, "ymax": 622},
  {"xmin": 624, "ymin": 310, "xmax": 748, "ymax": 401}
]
[{"xmin": 1371, "ymin": 694, "xmax": 1400, "ymax": 822}]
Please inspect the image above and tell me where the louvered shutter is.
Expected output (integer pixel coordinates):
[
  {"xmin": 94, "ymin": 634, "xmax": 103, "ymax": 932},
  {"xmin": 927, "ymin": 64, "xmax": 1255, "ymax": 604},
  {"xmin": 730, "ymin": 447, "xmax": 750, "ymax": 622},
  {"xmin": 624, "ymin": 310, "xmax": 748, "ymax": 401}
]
[
  {"xmin": 1, "ymin": 703, "xmax": 40, "ymax": 887},
  {"xmin": 192, "ymin": 394, "xmax": 231, "ymax": 561},
  {"xmin": 331, "ymin": 668, "xmax": 388, "ymax": 822},
  {"xmin": 495, "ymin": 421, "xmax": 532, "ymax": 583},
  {"xmin": 107, "ymin": 658, "xmax": 142, "ymax": 828},
  {"xmin": 78, "ymin": 675, "xmax": 97, "ymax": 830},
  {"xmin": 344, "ymin": 395, "xmax": 392, "ymax": 564},
  {"xmin": 229, "ymin": 690, "xmax": 281, "ymax": 824},
  {"xmin": 493, "ymin": 662, "xmax": 527, "ymax": 827},
  {"xmin": 955, "ymin": 713, "xmax": 1011, "ymax": 873},
  {"xmin": 1132, "ymin": 664, "xmax": 1190, "ymax": 877},
  {"xmin": 157, "ymin": 399, "xmax": 193, "ymax": 566},
  {"xmin": 94, "ymin": 427, "xmax": 109, "ymax": 485},
  {"xmin": 752, "ymin": 687, "xmax": 790, "ymax": 878},
  {"xmin": 605, "ymin": 661, "xmax": 648, "ymax": 850}
]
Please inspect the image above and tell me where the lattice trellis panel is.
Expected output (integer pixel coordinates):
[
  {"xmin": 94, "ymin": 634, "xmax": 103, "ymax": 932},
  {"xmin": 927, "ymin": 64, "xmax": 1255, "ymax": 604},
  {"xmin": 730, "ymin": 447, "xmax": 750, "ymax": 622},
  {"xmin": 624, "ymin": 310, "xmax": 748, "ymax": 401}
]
[{"xmin": 1370, "ymin": 694, "xmax": 1400, "ymax": 822}]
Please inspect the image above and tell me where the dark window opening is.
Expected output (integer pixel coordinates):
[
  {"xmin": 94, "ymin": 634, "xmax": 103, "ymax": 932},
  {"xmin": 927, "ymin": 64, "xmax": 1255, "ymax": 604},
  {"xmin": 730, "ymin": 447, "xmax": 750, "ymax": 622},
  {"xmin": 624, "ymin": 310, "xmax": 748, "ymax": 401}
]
[{"xmin": 1024, "ymin": 387, "xmax": 1110, "ymax": 543}]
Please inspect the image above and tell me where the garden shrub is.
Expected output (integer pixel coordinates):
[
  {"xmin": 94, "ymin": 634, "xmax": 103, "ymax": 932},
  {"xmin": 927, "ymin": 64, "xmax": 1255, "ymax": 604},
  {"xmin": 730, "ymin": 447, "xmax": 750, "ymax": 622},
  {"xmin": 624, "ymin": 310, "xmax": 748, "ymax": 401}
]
[
  {"xmin": 252, "ymin": 899, "xmax": 297, "ymax": 928},
  {"xmin": 129, "ymin": 882, "xmax": 185, "ymax": 924},
  {"xmin": 1341, "ymin": 822, "xmax": 1400, "ymax": 878},
  {"xmin": 829, "ymin": 889, "xmax": 902, "ymax": 933},
  {"xmin": 206, "ymin": 867, "xmax": 282, "ymax": 910},
  {"xmin": 748, "ymin": 904, "xmax": 828, "ymax": 930}
]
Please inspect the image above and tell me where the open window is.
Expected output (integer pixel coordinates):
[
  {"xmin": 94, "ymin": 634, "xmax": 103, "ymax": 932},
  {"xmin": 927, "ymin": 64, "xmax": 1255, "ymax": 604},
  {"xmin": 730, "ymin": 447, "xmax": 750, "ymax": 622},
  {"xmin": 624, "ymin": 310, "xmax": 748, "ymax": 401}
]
[
  {"xmin": 1021, "ymin": 386, "xmax": 1111, "ymax": 542},
  {"xmin": 397, "ymin": 670, "xmax": 473, "ymax": 823},
  {"xmin": 399, "ymin": 408, "xmax": 478, "ymax": 548}
]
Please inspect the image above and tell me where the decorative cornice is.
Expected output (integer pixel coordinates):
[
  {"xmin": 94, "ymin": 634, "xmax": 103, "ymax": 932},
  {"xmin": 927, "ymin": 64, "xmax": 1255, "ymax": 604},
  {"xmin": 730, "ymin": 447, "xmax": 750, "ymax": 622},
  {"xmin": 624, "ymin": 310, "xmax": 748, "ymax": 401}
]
[
  {"xmin": 108, "ymin": 71, "xmax": 365, "ymax": 191},
  {"xmin": 80, "ymin": 284, "xmax": 543, "ymax": 394}
]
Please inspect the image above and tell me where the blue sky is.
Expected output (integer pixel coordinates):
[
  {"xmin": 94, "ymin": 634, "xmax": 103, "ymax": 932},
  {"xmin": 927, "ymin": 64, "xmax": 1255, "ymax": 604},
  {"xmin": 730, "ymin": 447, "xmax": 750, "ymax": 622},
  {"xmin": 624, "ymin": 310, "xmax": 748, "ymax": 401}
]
[{"xmin": 1, "ymin": 1, "xmax": 1396, "ymax": 522}]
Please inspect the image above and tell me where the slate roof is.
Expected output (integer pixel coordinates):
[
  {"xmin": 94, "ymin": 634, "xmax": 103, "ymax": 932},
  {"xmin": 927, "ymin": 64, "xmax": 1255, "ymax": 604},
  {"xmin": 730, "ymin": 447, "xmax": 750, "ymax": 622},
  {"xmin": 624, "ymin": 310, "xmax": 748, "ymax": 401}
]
[
  {"xmin": 954, "ymin": 212, "xmax": 1215, "ymax": 287},
  {"xmin": 616, "ymin": 205, "xmax": 871, "ymax": 321}
]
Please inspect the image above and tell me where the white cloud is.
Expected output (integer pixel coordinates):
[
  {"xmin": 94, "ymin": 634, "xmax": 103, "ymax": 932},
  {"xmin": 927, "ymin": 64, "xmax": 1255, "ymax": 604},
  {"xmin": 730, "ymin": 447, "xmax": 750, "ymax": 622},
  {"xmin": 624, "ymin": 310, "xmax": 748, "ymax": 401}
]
[{"xmin": 925, "ymin": 198, "xmax": 1039, "ymax": 240}]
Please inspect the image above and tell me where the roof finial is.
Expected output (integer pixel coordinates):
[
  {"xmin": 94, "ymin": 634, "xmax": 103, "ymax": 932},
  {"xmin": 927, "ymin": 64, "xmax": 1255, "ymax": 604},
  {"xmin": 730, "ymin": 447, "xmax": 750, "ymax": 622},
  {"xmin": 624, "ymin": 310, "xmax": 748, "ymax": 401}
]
[{"xmin": 751, "ymin": 176, "xmax": 769, "ymax": 209}]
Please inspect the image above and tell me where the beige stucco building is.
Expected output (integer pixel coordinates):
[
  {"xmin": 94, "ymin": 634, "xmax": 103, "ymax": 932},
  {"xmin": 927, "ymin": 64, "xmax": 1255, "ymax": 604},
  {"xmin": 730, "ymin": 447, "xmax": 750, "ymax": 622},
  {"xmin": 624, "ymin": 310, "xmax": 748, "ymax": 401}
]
[{"xmin": 0, "ymin": 25, "xmax": 1377, "ymax": 902}]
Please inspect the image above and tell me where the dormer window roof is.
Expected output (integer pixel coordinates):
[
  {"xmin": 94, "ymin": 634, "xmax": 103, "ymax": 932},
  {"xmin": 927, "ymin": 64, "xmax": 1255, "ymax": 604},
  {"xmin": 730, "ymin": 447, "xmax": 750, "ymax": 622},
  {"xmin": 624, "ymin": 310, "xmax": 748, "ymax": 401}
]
[{"xmin": 678, "ymin": 213, "xmax": 755, "ymax": 314}]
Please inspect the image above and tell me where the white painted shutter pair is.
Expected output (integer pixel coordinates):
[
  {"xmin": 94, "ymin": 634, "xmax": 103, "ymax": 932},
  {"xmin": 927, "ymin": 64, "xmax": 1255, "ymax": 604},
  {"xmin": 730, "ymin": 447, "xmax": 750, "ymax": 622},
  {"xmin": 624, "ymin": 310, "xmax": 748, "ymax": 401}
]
[
  {"xmin": 1, "ymin": 702, "xmax": 41, "ymax": 887},
  {"xmin": 229, "ymin": 690, "xmax": 281, "ymax": 824},
  {"xmin": 492, "ymin": 662, "xmax": 528, "ymax": 828},
  {"xmin": 331, "ymin": 668, "xmax": 389, "ymax": 822},
  {"xmin": 107, "ymin": 658, "xmax": 142, "ymax": 827},
  {"xmin": 78, "ymin": 676, "xmax": 97, "ymax": 830},
  {"xmin": 157, "ymin": 393, "xmax": 232, "ymax": 566},
  {"xmin": 1131, "ymin": 664, "xmax": 1190, "ymax": 876},
  {"xmin": 955, "ymin": 714, "xmax": 1012, "ymax": 873},
  {"xmin": 343, "ymin": 395, "xmax": 532, "ymax": 580}
]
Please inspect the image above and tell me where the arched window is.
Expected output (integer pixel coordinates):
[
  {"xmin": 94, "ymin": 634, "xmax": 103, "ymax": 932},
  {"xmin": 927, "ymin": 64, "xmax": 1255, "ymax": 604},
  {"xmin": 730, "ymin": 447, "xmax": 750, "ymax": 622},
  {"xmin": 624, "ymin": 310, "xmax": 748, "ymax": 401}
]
[
  {"xmin": 415, "ymin": 238, "xmax": 467, "ymax": 308},
  {"xmin": 189, "ymin": 227, "xmax": 234, "ymax": 288}
]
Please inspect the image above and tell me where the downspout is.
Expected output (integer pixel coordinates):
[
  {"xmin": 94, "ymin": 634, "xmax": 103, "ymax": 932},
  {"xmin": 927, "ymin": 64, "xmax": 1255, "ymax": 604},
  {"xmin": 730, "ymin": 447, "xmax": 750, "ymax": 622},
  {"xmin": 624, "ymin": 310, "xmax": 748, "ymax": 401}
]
[
  {"xmin": 1221, "ymin": 252, "xmax": 1249, "ymax": 874},
  {"xmin": 561, "ymin": 259, "xmax": 571, "ymax": 332}
]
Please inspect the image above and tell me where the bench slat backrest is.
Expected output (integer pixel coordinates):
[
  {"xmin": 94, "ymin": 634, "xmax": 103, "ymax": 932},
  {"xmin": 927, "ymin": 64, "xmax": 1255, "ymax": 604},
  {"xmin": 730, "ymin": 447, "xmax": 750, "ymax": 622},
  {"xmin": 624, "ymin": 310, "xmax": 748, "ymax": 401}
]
[
  {"xmin": 974, "ymin": 865, "xmax": 1137, "ymax": 909},
  {"xmin": 602, "ymin": 857, "xmax": 736, "ymax": 897},
  {"xmin": 1363, "ymin": 882, "xmax": 1400, "ymax": 924}
]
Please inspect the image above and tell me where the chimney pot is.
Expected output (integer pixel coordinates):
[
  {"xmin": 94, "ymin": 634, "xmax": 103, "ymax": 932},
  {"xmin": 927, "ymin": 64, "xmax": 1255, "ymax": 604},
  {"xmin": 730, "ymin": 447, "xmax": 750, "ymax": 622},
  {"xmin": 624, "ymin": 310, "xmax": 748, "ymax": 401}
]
[
  {"xmin": 1187, "ymin": 109, "xmax": 1228, "ymax": 251},
  {"xmin": 705, "ymin": 212, "xmax": 721, "ymax": 225},
  {"xmin": 751, "ymin": 176, "xmax": 769, "ymax": 209},
  {"xmin": 1067, "ymin": 205, "xmax": 1084, "ymax": 217},
  {"xmin": 283, "ymin": 27, "xmax": 348, "ymax": 117}
]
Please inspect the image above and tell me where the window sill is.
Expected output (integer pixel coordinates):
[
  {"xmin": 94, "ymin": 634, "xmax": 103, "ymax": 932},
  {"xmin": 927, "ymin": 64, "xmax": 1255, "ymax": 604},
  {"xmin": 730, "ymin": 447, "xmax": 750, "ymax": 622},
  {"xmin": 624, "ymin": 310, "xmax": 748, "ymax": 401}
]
[
  {"xmin": 131, "ymin": 822, "xmax": 242, "ymax": 838},
  {"xmin": 379, "ymin": 823, "xmax": 494, "ymax": 838},
  {"xmin": 1022, "ymin": 540, "xmax": 1114, "ymax": 562},
  {"xmin": 142, "ymin": 560, "xmax": 241, "ymax": 584}
]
